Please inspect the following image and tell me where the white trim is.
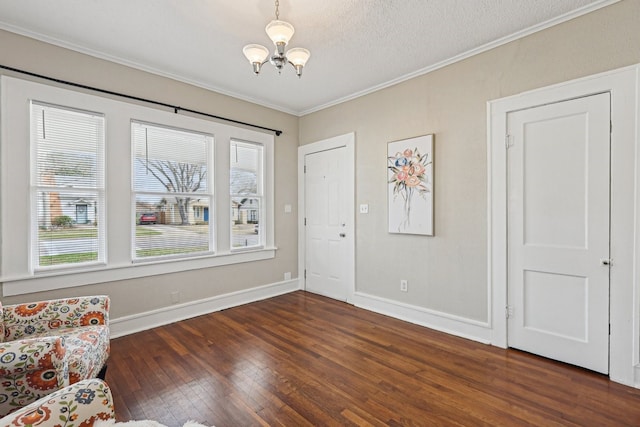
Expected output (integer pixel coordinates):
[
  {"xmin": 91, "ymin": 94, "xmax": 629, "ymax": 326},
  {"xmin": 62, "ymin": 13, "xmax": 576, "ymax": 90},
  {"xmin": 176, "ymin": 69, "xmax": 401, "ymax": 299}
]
[
  {"xmin": 298, "ymin": 133, "xmax": 356, "ymax": 303},
  {"xmin": 299, "ymin": 0, "xmax": 618, "ymax": 115},
  {"xmin": 2, "ymin": 248, "xmax": 276, "ymax": 297},
  {"xmin": 110, "ymin": 278, "xmax": 301, "ymax": 338},
  {"xmin": 352, "ymin": 292, "xmax": 492, "ymax": 344},
  {"xmin": 635, "ymin": 62, "xmax": 640, "ymax": 387},
  {"xmin": 0, "ymin": 1, "xmax": 617, "ymax": 116},
  {"xmin": 488, "ymin": 64, "xmax": 639, "ymax": 387},
  {"xmin": 0, "ymin": 22, "xmax": 300, "ymax": 117}
]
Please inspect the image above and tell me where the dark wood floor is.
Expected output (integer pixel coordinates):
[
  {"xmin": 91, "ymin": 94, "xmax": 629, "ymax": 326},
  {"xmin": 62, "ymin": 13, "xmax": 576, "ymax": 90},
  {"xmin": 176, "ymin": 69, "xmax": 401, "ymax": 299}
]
[{"xmin": 107, "ymin": 291, "xmax": 640, "ymax": 426}]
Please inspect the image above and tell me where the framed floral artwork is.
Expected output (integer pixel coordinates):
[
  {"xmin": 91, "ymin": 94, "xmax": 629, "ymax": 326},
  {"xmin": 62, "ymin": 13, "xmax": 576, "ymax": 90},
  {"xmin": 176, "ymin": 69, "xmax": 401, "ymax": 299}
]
[{"xmin": 387, "ymin": 134, "xmax": 434, "ymax": 235}]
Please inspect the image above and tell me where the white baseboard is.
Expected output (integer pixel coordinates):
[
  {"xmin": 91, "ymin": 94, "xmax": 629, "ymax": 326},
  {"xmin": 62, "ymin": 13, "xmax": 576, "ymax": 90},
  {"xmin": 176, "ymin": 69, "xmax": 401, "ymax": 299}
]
[
  {"xmin": 631, "ymin": 365, "xmax": 640, "ymax": 388},
  {"xmin": 110, "ymin": 283, "xmax": 492, "ymax": 344},
  {"xmin": 110, "ymin": 278, "xmax": 301, "ymax": 338},
  {"xmin": 352, "ymin": 291, "xmax": 492, "ymax": 344}
]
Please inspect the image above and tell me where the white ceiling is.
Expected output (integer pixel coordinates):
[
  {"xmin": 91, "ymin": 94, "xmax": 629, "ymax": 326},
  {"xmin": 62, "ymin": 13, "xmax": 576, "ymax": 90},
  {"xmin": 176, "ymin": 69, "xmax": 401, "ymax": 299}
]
[{"xmin": 0, "ymin": 0, "xmax": 614, "ymax": 115}]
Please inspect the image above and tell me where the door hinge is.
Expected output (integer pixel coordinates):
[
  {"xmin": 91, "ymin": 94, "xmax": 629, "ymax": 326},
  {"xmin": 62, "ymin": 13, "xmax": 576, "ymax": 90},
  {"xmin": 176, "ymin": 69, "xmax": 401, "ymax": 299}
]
[
  {"xmin": 304, "ymin": 165, "xmax": 307, "ymax": 173},
  {"xmin": 304, "ymin": 217, "xmax": 307, "ymax": 226},
  {"xmin": 304, "ymin": 269, "xmax": 307, "ymax": 279},
  {"xmin": 506, "ymin": 305, "xmax": 514, "ymax": 319},
  {"xmin": 610, "ymin": 120, "xmax": 613, "ymax": 134},
  {"xmin": 505, "ymin": 134, "xmax": 514, "ymax": 149}
]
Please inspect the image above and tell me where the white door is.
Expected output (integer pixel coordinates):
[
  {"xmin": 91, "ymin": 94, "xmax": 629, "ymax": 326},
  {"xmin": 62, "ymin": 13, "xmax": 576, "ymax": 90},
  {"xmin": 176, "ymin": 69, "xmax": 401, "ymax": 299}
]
[
  {"xmin": 304, "ymin": 146, "xmax": 350, "ymax": 301},
  {"xmin": 507, "ymin": 92, "xmax": 611, "ymax": 374}
]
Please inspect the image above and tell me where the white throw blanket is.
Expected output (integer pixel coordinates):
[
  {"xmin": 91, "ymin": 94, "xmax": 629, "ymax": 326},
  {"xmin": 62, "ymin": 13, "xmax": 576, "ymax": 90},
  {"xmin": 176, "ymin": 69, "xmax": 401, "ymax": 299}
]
[{"xmin": 95, "ymin": 420, "xmax": 210, "ymax": 427}]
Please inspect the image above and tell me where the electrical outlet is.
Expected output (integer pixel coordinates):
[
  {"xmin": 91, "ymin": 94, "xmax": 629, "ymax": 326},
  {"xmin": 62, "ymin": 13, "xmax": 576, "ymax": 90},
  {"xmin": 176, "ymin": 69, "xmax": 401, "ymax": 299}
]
[
  {"xmin": 170, "ymin": 291, "xmax": 180, "ymax": 304},
  {"xmin": 400, "ymin": 280, "xmax": 408, "ymax": 292},
  {"xmin": 284, "ymin": 272, "xmax": 292, "ymax": 281}
]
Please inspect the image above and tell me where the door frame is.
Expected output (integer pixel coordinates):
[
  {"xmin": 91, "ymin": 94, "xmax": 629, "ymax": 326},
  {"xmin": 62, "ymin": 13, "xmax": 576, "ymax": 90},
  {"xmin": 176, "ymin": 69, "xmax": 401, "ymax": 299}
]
[
  {"xmin": 298, "ymin": 133, "xmax": 356, "ymax": 303},
  {"xmin": 488, "ymin": 65, "xmax": 639, "ymax": 386}
]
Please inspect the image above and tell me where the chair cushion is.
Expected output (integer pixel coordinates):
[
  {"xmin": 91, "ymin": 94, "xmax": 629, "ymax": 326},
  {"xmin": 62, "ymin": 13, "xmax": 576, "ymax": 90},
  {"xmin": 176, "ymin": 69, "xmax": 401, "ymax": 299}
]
[{"xmin": 55, "ymin": 325, "xmax": 110, "ymax": 383}]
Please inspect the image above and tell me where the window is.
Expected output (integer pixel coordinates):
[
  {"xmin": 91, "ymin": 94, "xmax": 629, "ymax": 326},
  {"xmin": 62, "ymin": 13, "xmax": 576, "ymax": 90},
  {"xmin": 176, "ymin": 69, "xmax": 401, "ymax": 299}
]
[
  {"xmin": 230, "ymin": 140, "xmax": 263, "ymax": 249},
  {"xmin": 1, "ymin": 76, "xmax": 275, "ymax": 296},
  {"xmin": 132, "ymin": 122, "xmax": 213, "ymax": 260},
  {"xmin": 31, "ymin": 102, "xmax": 105, "ymax": 269}
]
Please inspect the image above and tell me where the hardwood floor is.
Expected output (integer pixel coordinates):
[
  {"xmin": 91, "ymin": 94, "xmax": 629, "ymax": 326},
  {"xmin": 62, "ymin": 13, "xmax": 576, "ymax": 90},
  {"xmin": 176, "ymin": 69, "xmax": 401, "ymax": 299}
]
[{"xmin": 108, "ymin": 291, "xmax": 640, "ymax": 426}]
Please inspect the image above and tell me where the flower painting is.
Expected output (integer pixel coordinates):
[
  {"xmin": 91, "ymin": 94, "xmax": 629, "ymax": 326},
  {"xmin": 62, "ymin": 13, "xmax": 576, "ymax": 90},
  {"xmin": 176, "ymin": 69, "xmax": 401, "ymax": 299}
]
[{"xmin": 388, "ymin": 134, "xmax": 434, "ymax": 235}]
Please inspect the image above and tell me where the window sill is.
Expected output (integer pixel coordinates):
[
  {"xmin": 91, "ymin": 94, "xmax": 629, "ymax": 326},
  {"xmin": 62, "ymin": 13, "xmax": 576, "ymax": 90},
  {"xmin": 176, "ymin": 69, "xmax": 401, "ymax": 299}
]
[{"xmin": 1, "ymin": 247, "xmax": 277, "ymax": 296}]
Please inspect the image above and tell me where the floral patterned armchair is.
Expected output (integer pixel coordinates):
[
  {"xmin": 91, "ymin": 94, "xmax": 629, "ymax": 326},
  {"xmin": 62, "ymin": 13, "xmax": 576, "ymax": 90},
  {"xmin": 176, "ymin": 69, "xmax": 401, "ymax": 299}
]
[
  {"xmin": 0, "ymin": 378, "xmax": 115, "ymax": 426},
  {"xmin": 0, "ymin": 296, "xmax": 110, "ymax": 416}
]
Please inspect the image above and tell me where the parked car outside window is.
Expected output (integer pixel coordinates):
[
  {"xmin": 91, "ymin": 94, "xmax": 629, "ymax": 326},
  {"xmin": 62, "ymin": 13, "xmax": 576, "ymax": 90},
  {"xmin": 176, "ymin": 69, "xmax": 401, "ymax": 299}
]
[{"xmin": 139, "ymin": 213, "xmax": 157, "ymax": 225}]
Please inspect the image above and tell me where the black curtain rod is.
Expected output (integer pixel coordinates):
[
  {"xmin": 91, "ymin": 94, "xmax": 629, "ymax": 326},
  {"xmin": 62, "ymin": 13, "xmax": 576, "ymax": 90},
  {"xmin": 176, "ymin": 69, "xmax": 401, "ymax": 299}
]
[{"xmin": 0, "ymin": 64, "xmax": 283, "ymax": 136}]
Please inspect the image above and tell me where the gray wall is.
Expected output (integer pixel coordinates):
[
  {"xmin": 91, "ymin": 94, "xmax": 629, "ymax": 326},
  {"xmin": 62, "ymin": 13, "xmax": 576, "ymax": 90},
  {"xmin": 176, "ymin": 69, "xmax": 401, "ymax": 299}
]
[
  {"xmin": 0, "ymin": 30, "xmax": 299, "ymax": 319},
  {"xmin": 299, "ymin": 0, "xmax": 640, "ymax": 323}
]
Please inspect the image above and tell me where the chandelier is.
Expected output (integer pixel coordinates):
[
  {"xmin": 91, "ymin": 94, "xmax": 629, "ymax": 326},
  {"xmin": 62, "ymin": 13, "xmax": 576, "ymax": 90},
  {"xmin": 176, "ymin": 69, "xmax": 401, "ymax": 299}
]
[{"xmin": 242, "ymin": 0, "xmax": 310, "ymax": 78}]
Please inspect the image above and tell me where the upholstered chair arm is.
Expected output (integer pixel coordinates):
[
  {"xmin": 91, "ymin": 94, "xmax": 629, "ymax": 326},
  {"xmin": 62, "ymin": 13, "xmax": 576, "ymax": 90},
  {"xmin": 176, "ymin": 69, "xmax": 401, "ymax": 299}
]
[
  {"xmin": 3, "ymin": 296, "xmax": 110, "ymax": 341},
  {"xmin": 0, "ymin": 337, "xmax": 66, "ymax": 378},
  {"xmin": 0, "ymin": 337, "xmax": 69, "ymax": 416},
  {"xmin": 0, "ymin": 378, "xmax": 114, "ymax": 426}
]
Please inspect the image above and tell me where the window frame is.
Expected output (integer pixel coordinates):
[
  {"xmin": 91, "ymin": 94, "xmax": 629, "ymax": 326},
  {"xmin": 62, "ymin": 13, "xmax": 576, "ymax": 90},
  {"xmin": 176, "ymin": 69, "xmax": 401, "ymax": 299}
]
[
  {"xmin": 230, "ymin": 139, "xmax": 265, "ymax": 252},
  {"xmin": 0, "ymin": 76, "xmax": 276, "ymax": 296},
  {"xmin": 131, "ymin": 120, "xmax": 215, "ymax": 262},
  {"xmin": 30, "ymin": 101, "xmax": 107, "ymax": 272}
]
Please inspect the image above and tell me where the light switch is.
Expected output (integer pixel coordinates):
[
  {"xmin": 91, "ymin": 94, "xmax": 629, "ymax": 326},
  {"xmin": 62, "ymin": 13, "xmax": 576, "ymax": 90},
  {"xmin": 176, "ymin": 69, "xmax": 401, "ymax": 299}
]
[
  {"xmin": 284, "ymin": 204, "xmax": 292, "ymax": 213},
  {"xmin": 359, "ymin": 204, "xmax": 369, "ymax": 214}
]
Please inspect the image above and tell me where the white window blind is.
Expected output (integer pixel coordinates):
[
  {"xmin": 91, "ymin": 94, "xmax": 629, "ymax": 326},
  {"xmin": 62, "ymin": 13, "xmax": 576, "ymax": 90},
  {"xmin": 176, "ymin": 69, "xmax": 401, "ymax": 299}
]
[
  {"xmin": 132, "ymin": 121, "xmax": 213, "ymax": 259},
  {"xmin": 31, "ymin": 102, "xmax": 105, "ymax": 269},
  {"xmin": 230, "ymin": 140, "xmax": 263, "ymax": 249}
]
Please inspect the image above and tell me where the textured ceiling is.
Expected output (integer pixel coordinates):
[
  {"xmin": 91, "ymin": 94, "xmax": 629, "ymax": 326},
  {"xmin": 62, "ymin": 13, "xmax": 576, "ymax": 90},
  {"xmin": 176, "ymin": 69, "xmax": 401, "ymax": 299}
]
[{"xmin": 0, "ymin": 0, "xmax": 615, "ymax": 115}]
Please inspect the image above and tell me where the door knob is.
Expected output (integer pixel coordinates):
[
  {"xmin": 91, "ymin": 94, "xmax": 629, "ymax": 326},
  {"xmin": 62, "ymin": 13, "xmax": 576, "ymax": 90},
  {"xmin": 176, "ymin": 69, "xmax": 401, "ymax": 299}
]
[
  {"xmin": 600, "ymin": 258, "xmax": 612, "ymax": 266},
  {"xmin": 339, "ymin": 233, "xmax": 346, "ymax": 238}
]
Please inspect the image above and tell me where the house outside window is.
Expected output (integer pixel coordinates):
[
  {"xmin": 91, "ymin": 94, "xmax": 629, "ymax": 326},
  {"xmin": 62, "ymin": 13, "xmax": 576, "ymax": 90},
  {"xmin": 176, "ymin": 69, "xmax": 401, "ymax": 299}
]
[
  {"xmin": 230, "ymin": 140, "xmax": 263, "ymax": 249},
  {"xmin": 31, "ymin": 102, "xmax": 105, "ymax": 269}
]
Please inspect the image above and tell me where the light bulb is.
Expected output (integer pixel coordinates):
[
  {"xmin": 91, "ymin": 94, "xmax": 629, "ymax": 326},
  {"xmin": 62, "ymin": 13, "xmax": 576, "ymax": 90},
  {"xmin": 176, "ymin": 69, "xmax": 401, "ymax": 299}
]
[
  {"xmin": 265, "ymin": 20, "xmax": 295, "ymax": 46},
  {"xmin": 286, "ymin": 48, "xmax": 310, "ymax": 67},
  {"xmin": 242, "ymin": 44, "xmax": 269, "ymax": 64}
]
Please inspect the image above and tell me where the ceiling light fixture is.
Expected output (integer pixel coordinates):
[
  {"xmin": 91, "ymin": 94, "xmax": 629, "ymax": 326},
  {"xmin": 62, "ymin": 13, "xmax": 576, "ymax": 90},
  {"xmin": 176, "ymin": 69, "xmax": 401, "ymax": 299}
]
[{"xmin": 242, "ymin": 0, "xmax": 310, "ymax": 78}]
